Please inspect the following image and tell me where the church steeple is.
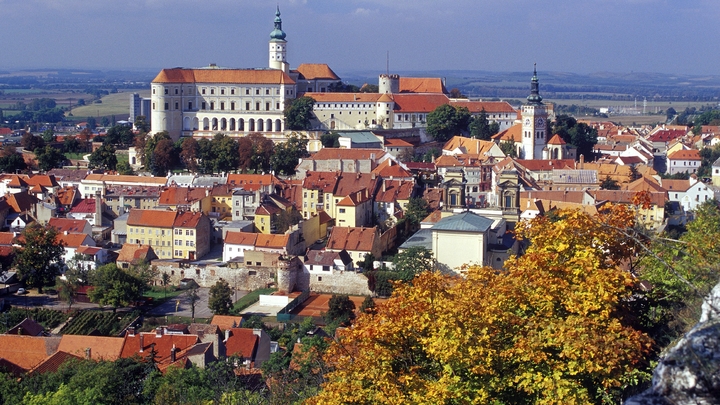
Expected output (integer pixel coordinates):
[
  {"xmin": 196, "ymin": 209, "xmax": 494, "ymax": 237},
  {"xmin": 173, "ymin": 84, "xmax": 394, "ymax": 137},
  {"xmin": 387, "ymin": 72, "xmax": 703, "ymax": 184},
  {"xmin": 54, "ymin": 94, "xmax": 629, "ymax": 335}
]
[
  {"xmin": 526, "ymin": 63, "xmax": 543, "ymax": 105},
  {"xmin": 270, "ymin": 6, "xmax": 286, "ymax": 40},
  {"xmin": 269, "ymin": 7, "xmax": 288, "ymax": 72}
]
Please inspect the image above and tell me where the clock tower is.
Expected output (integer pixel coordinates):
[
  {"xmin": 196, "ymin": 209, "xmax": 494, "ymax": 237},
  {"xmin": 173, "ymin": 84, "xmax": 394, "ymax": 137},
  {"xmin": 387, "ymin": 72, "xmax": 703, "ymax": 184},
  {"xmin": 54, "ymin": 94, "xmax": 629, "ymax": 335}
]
[{"xmin": 521, "ymin": 64, "xmax": 547, "ymax": 160}]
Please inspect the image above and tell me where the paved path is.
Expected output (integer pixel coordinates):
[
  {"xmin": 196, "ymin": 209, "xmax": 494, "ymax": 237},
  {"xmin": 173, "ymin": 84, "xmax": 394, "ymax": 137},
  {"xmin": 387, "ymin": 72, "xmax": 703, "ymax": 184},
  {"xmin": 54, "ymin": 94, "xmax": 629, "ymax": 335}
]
[{"xmin": 147, "ymin": 288, "xmax": 250, "ymax": 319}]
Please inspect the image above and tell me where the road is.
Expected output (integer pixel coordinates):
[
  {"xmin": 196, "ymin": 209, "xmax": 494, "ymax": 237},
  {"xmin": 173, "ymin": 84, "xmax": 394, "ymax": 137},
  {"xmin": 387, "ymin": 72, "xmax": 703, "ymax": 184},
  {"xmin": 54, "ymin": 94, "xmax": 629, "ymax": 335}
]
[{"xmin": 147, "ymin": 288, "xmax": 250, "ymax": 319}]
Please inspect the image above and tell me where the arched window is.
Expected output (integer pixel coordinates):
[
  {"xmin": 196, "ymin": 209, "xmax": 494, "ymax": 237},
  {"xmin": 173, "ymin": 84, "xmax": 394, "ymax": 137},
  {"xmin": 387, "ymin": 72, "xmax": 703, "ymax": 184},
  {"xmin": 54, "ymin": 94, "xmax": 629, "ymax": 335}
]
[
  {"xmin": 266, "ymin": 119, "xmax": 272, "ymax": 131},
  {"xmin": 257, "ymin": 119, "xmax": 264, "ymax": 131},
  {"xmin": 275, "ymin": 119, "xmax": 282, "ymax": 132},
  {"xmin": 238, "ymin": 118, "xmax": 245, "ymax": 131},
  {"xmin": 221, "ymin": 118, "xmax": 227, "ymax": 131},
  {"xmin": 248, "ymin": 119, "xmax": 255, "ymax": 132},
  {"xmin": 212, "ymin": 118, "xmax": 218, "ymax": 131},
  {"xmin": 229, "ymin": 118, "xmax": 236, "ymax": 131}
]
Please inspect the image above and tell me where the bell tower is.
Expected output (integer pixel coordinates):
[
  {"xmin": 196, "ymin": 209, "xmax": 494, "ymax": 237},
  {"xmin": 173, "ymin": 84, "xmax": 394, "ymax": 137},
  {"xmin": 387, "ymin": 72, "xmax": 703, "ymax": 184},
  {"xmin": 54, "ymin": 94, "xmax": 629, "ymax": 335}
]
[
  {"xmin": 520, "ymin": 64, "xmax": 548, "ymax": 159},
  {"xmin": 269, "ymin": 7, "xmax": 288, "ymax": 73}
]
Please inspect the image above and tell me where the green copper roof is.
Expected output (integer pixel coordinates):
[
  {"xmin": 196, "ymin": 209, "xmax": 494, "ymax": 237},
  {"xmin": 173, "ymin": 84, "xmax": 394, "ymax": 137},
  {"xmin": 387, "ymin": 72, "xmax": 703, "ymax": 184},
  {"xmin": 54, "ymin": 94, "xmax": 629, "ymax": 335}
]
[
  {"xmin": 526, "ymin": 63, "xmax": 543, "ymax": 105},
  {"xmin": 431, "ymin": 211, "xmax": 494, "ymax": 233},
  {"xmin": 270, "ymin": 7, "xmax": 286, "ymax": 40}
]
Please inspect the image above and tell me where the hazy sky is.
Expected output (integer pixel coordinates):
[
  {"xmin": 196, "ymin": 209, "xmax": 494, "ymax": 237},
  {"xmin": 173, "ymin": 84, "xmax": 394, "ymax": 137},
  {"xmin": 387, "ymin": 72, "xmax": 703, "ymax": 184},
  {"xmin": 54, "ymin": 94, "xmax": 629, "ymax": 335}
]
[{"xmin": 1, "ymin": 0, "xmax": 719, "ymax": 76}]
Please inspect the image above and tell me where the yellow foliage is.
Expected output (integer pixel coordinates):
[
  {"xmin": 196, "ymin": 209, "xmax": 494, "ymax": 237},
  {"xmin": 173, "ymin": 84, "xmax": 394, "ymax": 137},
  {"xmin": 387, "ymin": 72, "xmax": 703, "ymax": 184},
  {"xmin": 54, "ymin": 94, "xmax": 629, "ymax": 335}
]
[{"xmin": 306, "ymin": 205, "xmax": 651, "ymax": 404}]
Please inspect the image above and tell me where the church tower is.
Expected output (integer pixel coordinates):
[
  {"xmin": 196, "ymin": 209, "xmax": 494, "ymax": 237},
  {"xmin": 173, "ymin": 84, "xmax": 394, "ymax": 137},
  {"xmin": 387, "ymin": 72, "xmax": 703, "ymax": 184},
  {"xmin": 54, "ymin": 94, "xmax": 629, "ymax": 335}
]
[
  {"xmin": 520, "ymin": 65, "xmax": 548, "ymax": 159},
  {"xmin": 269, "ymin": 7, "xmax": 288, "ymax": 73}
]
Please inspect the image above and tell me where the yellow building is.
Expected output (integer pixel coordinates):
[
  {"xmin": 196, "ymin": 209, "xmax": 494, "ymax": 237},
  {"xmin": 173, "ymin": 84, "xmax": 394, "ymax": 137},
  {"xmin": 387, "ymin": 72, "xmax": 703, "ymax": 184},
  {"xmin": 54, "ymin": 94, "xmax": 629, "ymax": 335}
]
[
  {"xmin": 210, "ymin": 184, "xmax": 234, "ymax": 220},
  {"xmin": 172, "ymin": 211, "xmax": 212, "ymax": 260},
  {"xmin": 127, "ymin": 209, "xmax": 177, "ymax": 259}
]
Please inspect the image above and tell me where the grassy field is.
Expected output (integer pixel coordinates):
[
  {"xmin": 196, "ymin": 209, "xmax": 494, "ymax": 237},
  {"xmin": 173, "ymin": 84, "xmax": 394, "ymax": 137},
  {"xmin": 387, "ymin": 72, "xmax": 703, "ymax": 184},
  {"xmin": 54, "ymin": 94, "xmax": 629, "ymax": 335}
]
[
  {"xmin": 233, "ymin": 288, "xmax": 278, "ymax": 313},
  {"xmin": 70, "ymin": 90, "xmax": 149, "ymax": 121}
]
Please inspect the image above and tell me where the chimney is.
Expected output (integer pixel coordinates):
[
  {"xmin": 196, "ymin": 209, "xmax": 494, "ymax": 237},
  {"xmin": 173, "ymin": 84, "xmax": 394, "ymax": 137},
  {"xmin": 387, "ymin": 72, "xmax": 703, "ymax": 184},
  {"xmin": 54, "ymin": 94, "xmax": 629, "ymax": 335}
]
[
  {"xmin": 128, "ymin": 326, "xmax": 135, "ymax": 336},
  {"xmin": 85, "ymin": 348, "xmax": 91, "ymax": 360},
  {"xmin": 224, "ymin": 329, "xmax": 231, "ymax": 342},
  {"xmin": 139, "ymin": 334, "xmax": 144, "ymax": 352},
  {"xmin": 156, "ymin": 327, "xmax": 163, "ymax": 338},
  {"xmin": 94, "ymin": 190, "xmax": 102, "ymax": 226},
  {"xmin": 382, "ymin": 181, "xmax": 386, "ymax": 193},
  {"xmin": 170, "ymin": 345, "xmax": 176, "ymax": 363}
]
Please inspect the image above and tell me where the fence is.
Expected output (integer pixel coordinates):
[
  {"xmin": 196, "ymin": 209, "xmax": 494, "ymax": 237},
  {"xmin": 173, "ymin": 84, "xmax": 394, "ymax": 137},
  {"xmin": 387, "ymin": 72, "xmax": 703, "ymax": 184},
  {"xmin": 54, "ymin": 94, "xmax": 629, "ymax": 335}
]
[{"xmin": 276, "ymin": 290, "xmax": 310, "ymax": 322}]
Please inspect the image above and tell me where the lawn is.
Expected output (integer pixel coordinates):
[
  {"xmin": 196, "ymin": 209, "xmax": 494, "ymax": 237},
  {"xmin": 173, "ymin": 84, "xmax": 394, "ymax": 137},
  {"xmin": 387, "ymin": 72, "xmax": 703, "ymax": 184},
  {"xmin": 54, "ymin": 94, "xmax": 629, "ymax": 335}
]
[
  {"xmin": 64, "ymin": 152, "xmax": 86, "ymax": 160},
  {"xmin": 143, "ymin": 286, "xmax": 184, "ymax": 301},
  {"xmin": 70, "ymin": 90, "xmax": 149, "ymax": 120},
  {"xmin": 233, "ymin": 288, "xmax": 278, "ymax": 313}
]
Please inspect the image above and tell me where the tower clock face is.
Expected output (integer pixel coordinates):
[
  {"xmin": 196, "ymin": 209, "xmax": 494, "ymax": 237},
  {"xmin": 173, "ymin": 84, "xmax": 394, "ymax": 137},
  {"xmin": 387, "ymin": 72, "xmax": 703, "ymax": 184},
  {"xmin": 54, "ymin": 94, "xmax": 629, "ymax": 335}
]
[
  {"xmin": 536, "ymin": 118, "xmax": 545, "ymax": 128},
  {"xmin": 524, "ymin": 118, "xmax": 531, "ymax": 126}
]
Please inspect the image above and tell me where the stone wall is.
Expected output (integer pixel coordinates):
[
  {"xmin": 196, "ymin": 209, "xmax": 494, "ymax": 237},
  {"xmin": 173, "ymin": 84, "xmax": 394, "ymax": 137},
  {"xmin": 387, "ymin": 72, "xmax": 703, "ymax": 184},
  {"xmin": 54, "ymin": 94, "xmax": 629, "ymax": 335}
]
[
  {"xmin": 151, "ymin": 260, "xmax": 276, "ymax": 291},
  {"xmin": 298, "ymin": 269, "xmax": 372, "ymax": 296}
]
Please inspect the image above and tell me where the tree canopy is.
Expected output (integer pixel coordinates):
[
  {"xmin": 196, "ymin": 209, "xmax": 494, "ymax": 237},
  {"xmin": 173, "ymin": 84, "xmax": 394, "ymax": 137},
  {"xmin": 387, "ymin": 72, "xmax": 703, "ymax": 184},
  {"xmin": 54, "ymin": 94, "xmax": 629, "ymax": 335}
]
[
  {"xmin": 284, "ymin": 96, "xmax": 315, "ymax": 130},
  {"xmin": 551, "ymin": 114, "xmax": 598, "ymax": 161},
  {"xmin": 425, "ymin": 104, "xmax": 471, "ymax": 142},
  {"xmin": 88, "ymin": 264, "xmax": 146, "ymax": 312},
  {"xmin": 270, "ymin": 134, "xmax": 309, "ymax": 175},
  {"xmin": 12, "ymin": 223, "xmax": 65, "ymax": 292},
  {"xmin": 310, "ymin": 205, "xmax": 652, "ymax": 404},
  {"xmin": 35, "ymin": 145, "xmax": 67, "ymax": 171},
  {"xmin": 88, "ymin": 144, "xmax": 117, "ymax": 171},
  {"xmin": 209, "ymin": 279, "xmax": 233, "ymax": 315},
  {"xmin": 468, "ymin": 108, "xmax": 500, "ymax": 140}
]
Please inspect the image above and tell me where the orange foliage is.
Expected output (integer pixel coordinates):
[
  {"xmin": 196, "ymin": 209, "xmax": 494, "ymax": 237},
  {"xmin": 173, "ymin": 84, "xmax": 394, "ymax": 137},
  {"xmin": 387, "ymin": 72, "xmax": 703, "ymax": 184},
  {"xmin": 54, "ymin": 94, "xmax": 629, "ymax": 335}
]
[{"xmin": 307, "ymin": 205, "xmax": 652, "ymax": 404}]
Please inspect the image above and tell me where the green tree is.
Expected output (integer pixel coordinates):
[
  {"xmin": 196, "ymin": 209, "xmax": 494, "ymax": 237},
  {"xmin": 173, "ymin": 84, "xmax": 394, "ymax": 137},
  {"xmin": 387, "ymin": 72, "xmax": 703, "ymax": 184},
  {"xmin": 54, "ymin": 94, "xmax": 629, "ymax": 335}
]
[
  {"xmin": 403, "ymin": 197, "xmax": 430, "ymax": 226},
  {"xmin": 359, "ymin": 296, "xmax": 376, "ymax": 314},
  {"xmin": 62, "ymin": 136, "xmax": 81, "ymax": 153},
  {"xmin": 209, "ymin": 279, "xmax": 233, "ymax": 315},
  {"xmin": 211, "ymin": 133, "xmax": 239, "ymax": 173},
  {"xmin": 116, "ymin": 160, "xmax": 134, "ymax": 175},
  {"xmin": 161, "ymin": 272, "xmax": 171, "ymax": 299},
  {"xmin": 134, "ymin": 115, "xmax": 151, "ymax": 133},
  {"xmin": 12, "ymin": 223, "xmax": 65, "ymax": 293},
  {"xmin": 392, "ymin": 246, "xmax": 435, "ymax": 278},
  {"xmin": 88, "ymin": 144, "xmax": 117, "ymax": 170},
  {"xmin": 426, "ymin": 104, "xmax": 471, "ymax": 142},
  {"xmin": 469, "ymin": 108, "xmax": 500, "ymax": 140},
  {"xmin": 86, "ymin": 116, "xmax": 96, "ymax": 129},
  {"xmin": 551, "ymin": 114, "xmax": 598, "ymax": 161},
  {"xmin": 275, "ymin": 208, "xmax": 303, "ymax": 233},
  {"xmin": 88, "ymin": 264, "xmax": 145, "ymax": 312},
  {"xmin": 324, "ymin": 294, "xmax": 355, "ymax": 326},
  {"xmin": 104, "ymin": 125, "xmax": 134, "ymax": 146},
  {"xmin": 284, "ymin": 96, "xmax": 315, "ymax": 130},
  {"xmin": 35, "ymin": 145, "xmax": 67, "ymax": 171},
  {"xmin": 600, "ymin": 175, "xmax": 621, "ymax": 190},
  {"xmin": 41, "ymin": 128, "xmax": 55, "ymax": 142},
  {"xmin": 271, "ymin": 134, "xmax": 309, "ymax": 175},
  {"xmin": 500, "ymin": 139, "xmax": 517, "ymax": 157},
  {"xmin": 0, "ymin": 146, "xmax": 27, "ymax": 173},
  {"xmin": 56, "ymin": 254, "xmax": 89, "ymax": 311},
  {"xmin": 320, "ymin": 132, "xmax": 340, "ymax": 148}
]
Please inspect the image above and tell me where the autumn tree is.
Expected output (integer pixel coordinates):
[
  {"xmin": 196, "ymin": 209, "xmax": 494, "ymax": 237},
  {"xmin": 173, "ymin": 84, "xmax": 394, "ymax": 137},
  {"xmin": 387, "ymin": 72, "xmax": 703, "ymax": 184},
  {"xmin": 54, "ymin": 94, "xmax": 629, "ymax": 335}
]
[
  {"xmin": 309, "ymin": 205, "xmax": 652, "ymax": 404},
  {"xmin": 151, "ymin": 138, "xmax": 177, "ymax": 176},
  {"xmin": 237, "ymin": 136, "xmax": 253, "ymax": 172},
  {"xmin": 180, "ymin": 137, "xmax": 199, "ymax": 172},
  {"xmin": 324, "ymin": 294, "xmax": 355, "ymax": 326},
  {"xmin": 12, "ymin": 223, "xmax": 65, "ymax": 293}
]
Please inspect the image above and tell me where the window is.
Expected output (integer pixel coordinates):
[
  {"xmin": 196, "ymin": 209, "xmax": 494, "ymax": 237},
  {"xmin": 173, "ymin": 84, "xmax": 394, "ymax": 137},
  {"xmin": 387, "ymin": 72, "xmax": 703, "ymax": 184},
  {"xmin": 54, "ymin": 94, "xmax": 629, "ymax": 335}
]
[
  {"xmin": 210, "ymin": 102, "xmax": 214, "ymax": 110},
  {"xmin": 245, "ymin": 102, "xmax": 250, "ymax": 110},
  {"xmin": 255, "ymin": 89, "xmax": 260, "ymax": 95},
  {"xmin": 175, "ymin": 102, "xmax": 178, "ymax": 109},
  {"xmin": 220, "ymin": 102, "xmax": 225, "ymax": 110},
  {"xmin": 188, "ymin": 101, "xmax": 193, "ymax": 110},
  {"xmin": 164, "ymin": 88, "xmax": 168, "ymax": 95},
  {"xmin": 256, "ymin": 102, "xmax": 260, "ymax": 111},
  {"xmin": 210, "ymin": 88, "xmax": 215, "ymax": 95},
  {"xmin": 266, "ymin": 102, "xmax": 270, "ymax": 111},
  {"xmin": 202, "ymin": 88, "xmax": 206, "ymax": 95},
  {"xmin": 231, "ymin": 102, "xmax": 235, "ymax": 110},
  {"xmin": 231, "ymin": 88, "xmax": 235, "ymax": 95},
  {"xmin": 221, "ymin": 88, "xmax": 225, "ymax": 95},
  {"xmin": 164, "ymin": 103, "xmax": 169, "ymax": 110},
  {"xmin": 339, "ymin": 208, "xmax": 346, "ymax": 213},
  {"xmin": 202, "ymin": 102, "xmax": 206, "ymax": 110},
  {"xmin": 276, "ymin": 102, "xmax": 280, "ymax": 110},
  {"xmin": 245, "ymin": 88, "xmax": 250, "ymax": 95}
]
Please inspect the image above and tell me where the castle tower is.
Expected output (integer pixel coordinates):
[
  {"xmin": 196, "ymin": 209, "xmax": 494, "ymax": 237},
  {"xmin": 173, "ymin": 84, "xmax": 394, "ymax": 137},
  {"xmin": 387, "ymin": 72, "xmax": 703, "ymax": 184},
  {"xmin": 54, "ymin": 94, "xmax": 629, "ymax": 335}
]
[
  {"xmin": 269, "ymin": 7, "xmax": 288, "ymax": 73},
  {"xmin": 520, "ymin": 64, "xmax": 548, "ymax": 159},
  {"xmin": 378, "ymin": 74, "xmax": 399, "ymax": 94}
]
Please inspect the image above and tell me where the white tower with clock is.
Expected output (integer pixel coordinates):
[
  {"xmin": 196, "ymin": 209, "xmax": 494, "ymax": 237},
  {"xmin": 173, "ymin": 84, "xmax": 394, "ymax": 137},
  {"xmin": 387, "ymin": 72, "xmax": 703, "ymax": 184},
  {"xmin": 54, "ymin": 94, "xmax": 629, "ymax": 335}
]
[{"xmin": 520, "ymin": 65, "xmax": 547, "ymax": 160}]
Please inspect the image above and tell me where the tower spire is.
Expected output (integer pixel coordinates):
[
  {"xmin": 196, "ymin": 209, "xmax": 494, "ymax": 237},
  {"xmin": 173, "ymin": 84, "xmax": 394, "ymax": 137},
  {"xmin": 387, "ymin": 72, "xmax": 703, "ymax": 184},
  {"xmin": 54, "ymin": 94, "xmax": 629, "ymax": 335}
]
[{"xmin": 527, "ymin": 63, "xmax": 542, "ymax": 105}]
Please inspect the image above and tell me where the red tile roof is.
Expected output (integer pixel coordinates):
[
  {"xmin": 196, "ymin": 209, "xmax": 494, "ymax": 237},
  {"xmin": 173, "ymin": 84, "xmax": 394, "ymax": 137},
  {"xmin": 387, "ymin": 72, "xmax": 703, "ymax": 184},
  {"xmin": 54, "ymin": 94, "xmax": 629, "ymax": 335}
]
[
  {"xmin": 6, "ymin": 192, "xmax": 39, "ymax": 213},
  {"xmin": 210, "ymin": 315, "xmax": 245, "ymax": 331},
  {"xmin": 127, "ymin": 209, "xmax": 177, "ymax": 228},
  {"xmin": 116, "ymin": 244, "xmax": 157, "ymax": 264},
  {"xmin": 326, "ymin": 226, "xmax": 377, "ymax": 252},
  {"xmin": 226, "ymin": 174, "xmax": 280, "ymax": 190},
  {"xmin": 384, "ymin": 138, "xmax": 413, "ymax": 147},
  {"xmin": 667, "ymin": 149, "xmax": 701, "ymax": 161},
  {"xmin": 120, "ymin": 331, "xmax": 199, "ymax": 362},
  {"xmin": 309, "ymin": 148, "xmax": 386, "ymax": 161},
  {"xmin": 392, "ymin": 94, "xmax": 452, "ymax": 113},
  {"xmin": 293, "ymin": 63, "xmax": 340, "ymax": 80},
  {"xmin": 547, "ymin": 134, "xmax": 567, "ymax": 145},
  {"xmin": 0, "ymin": 232, "xmax": 15, "ymax": 245},
  {"xmin": 375, "ymin": 180, "xmax": 414, "ymax": 203},
  {"xmin": 56, "ymin": 233, "xmax": 92, "ymax": 248},
  {"xmin": 173, "ymin": 211, "xmax": 206, "ymax": 228},
  {"xmin": 69, "ymin": 198, "xmax": 96, "ymax": 214},
  {"xmin": 48, "ymin": 218, "xmax": 89, "ymax": 234},
  {"xmin": 224, "ymin": 328, "xmax": 258, "ymax": 359},
  {"xmin": 25, "ymin": 174, "xmax": 59, "ymax": 188},
  {"xmin": 0, "ymin": 335, "xmax": 61, "ymax": 371},
  {"xmin": 398, "ymin": 77, "xmax": 447, "ymax": 94},
  {"xmin": 255, "ymin": 234, "xmax": 289, "ymax": 249},
  {"xmin": 493, "ymin": 124, "xmax": 522, "ymax": 142},
  {"xmin": 224, "ymin": 231, "xmax": 258, "ymax": 246},
  {"xmin": 152, "ymin": 68, "xmax": 295, "ymax": 85},
  {"xmin": 159, "ymin": 187, "xmax": 208, "ymax": 206},
  {"xmin": 448, "ymin": 100, "xmax": 516, "ymax": 114},
  {"xmin": 28, "ymin": 351, "xmax": 81, "ymax": 375},
  {"xmin": 647, "ymin": 129, "xmax": 686, "ymax": 142},
  {"xmin": 516, "ymin": 159, "xmax": 575, "ymax": 172},
  {"xmin": 57, "ymin": 335, "xmax": 125, "ymax": 361}
]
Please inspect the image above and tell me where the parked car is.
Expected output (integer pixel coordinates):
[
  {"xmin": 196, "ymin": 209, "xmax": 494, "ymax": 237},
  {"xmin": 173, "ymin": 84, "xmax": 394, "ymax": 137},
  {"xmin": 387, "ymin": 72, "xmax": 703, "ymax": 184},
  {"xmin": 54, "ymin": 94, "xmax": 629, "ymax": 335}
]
[{"xmin": 16, "ymin": 288, "xmax": 27, "ymax": 295}]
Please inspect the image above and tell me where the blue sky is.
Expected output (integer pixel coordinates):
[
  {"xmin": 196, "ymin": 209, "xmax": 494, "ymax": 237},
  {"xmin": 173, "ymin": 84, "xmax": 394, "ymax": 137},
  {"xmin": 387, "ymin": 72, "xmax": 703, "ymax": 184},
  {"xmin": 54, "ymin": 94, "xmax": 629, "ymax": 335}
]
[{"xmin": 1, "ymin": 0, "xmax": 719, "ymax": 76}]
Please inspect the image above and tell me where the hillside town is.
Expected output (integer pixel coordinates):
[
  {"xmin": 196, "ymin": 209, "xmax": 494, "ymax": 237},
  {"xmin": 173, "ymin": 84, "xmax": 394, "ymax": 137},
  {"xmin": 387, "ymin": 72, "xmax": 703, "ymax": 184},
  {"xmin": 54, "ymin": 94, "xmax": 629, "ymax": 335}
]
[{"xmin": 1, "ymin": 7, "xmax": 719, "ymax": 405}]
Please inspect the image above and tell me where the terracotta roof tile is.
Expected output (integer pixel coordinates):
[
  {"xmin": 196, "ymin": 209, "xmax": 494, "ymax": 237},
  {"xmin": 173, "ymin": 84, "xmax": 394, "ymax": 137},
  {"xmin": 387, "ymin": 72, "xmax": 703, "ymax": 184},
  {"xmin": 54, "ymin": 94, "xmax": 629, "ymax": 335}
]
[
  {"xmin": 667, "ymin": 149, "xmax": 701, "ymax": 161},
  {"xmin": 83, "ymin": 174, "xmax": 167, "ymax": 185},
  {"xmin": 398, "ymin": 77, "xmax": 447, "ymax": 93},
  {"xmin": 28, "ymin": 351, "xmax": 81, "ymax": 375},
  {"xmin": 293, "ymin": 63, "xmax": 340, "ymax": 80},
  {"xmin": 48, "ymin": 218, "xmax": 89, "ymax": 234},
  {"xmin": 309, "ymin": 148, "xmax": 386, "ymax": 161},
  {"xmin": 448, "ymin": 100, "xmax": 516, "ymax": 114},
  {"xmin": 224, "ymin": 231, "xmax": 258, "ymax": 246},
  {"xmin": 69, "ymin": 198, "xmax": 96, "ymax": 214},
  {"xmin": 127, "ymin": 209, "xmax": 177, "ymax": 228},
  {"xmin": 0, "ymin": 232, "xmax": 15, "ymax": 245},
  {"xmin": 392, "ymin": 94, "xmax": 452, "ymax": 113},
  {"xmin": 326, "ymin": 226, "xmax": 377, "ymax": 252},
  {"xmin": 173, "ymin": 211, "xmax": 206, "ymax": 228},
  {"xmin": 224, "ymin": 328, "xmax": 258, "ymax": 360},
  {"xmin": 116, "ymin": 244, "xmax": 157, "ymax": 264},
  {"xmin": 210, "ymin": 315, "xmax": 244, "ymax": 331},
  {"xmin": 57, "ymin": 335, "xmax": 125, "ymax": 361},
  {"xmin": 0, "ymin": 335, "xmax": 61, "ymax": 371},
  {"xmin": 120, "ymin": 331, "xmax": 199, "ymax": 363},
  {"xmin": 493, "ymin": 124, "xmax": 522, "ymax": 143},
  {"xmin": 159, "ymin": 187, "xmax": 208, "ymax": 206},
  {"xmin": 152, "ymin": 68, "xmax": 295, "ymax": 85},
  {"xmin": 255, "ymin": 234, "xmax": 289, "ymax": 249}
]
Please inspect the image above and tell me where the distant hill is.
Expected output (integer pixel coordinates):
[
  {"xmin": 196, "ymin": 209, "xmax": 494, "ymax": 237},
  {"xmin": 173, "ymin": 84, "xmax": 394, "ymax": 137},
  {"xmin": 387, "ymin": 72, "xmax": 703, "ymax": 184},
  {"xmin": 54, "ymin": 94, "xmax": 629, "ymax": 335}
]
[{"xmin": 340, "ymin": 70, "xmax": 720, "ymax": 101}]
